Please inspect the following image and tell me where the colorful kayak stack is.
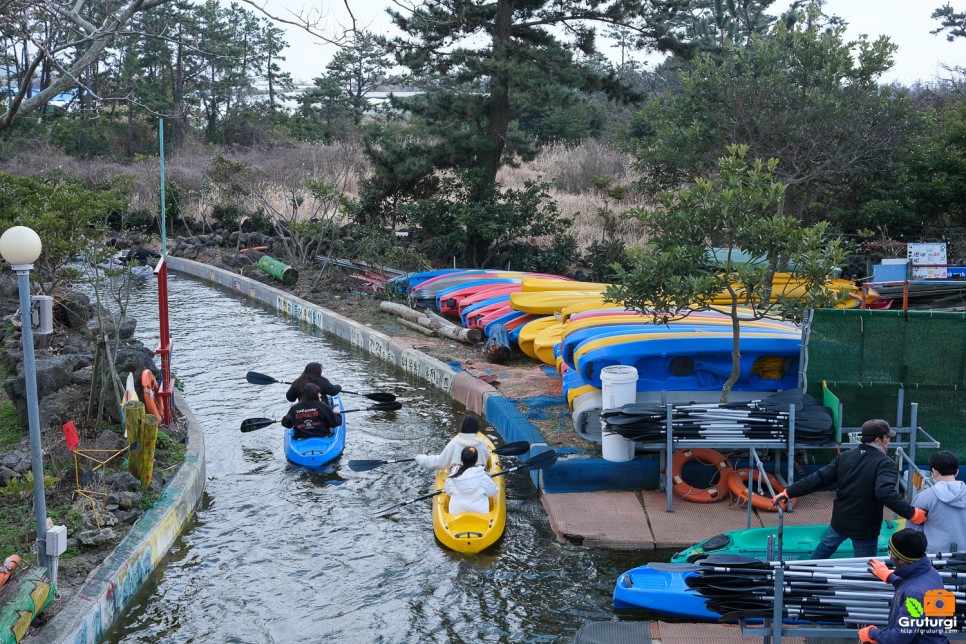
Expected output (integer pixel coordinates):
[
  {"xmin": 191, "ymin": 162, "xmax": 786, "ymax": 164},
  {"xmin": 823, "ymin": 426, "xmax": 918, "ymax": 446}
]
[{"xmin": 392, "ymin": 268, "xmax": 867, "ymax": 443}]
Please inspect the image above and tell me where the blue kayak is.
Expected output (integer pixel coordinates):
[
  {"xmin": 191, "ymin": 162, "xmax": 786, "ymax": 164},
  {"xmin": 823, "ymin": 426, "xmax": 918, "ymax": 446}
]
[
  {"xmin": 613, "ymin": 565, "xmax": 719, "ymax": 621},
  {"xmin": 283, "ymin": 394, "xmax": 346, "ymax": 471}
]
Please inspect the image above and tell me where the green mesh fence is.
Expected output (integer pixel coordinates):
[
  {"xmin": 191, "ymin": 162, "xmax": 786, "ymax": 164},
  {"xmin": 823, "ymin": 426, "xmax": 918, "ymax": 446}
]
[{"xmin": 805, "ymin": 309, "xmax": 966, "ymax": 454}]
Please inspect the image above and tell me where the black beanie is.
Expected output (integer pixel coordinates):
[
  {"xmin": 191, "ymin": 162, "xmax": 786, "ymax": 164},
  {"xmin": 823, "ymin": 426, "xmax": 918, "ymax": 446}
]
[
  {"xmin": 889, "ymin": 528, "xmax": 928, "ymax": 563},
  {"xmin": 460, "ymin": 414, "xmax": 480, "ymax": 434}
]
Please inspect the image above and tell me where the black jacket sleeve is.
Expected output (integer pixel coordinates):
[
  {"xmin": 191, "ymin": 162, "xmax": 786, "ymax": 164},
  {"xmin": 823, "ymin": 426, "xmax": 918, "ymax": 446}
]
[
  {"xmin": 281, "ymin": 404, "xmax": 296, "ymax": 428},
  {"xmin": 874, "ymin": 458, "xmax": 915, "ymax": 519},
  {"xmin": 785, "ymin": 458, "xmax": 839, "ymax": 498},
  {"xmin": 285, "ymin": 383, "xmax": 299, "ymax": 403},
  {"xmin": 314, "ymin": 376, "xmax": 341, "ymax": 397}
]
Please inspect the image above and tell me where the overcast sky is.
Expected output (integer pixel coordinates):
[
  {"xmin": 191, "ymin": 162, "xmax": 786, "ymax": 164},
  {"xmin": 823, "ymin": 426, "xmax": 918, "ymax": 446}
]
[{"xmin": 267, "ymin": 1, "xmax": 965, "ymax": 86}]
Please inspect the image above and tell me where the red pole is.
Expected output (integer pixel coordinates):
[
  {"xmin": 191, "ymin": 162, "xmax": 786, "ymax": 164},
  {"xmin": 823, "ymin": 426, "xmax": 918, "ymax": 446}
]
[{"xmin": 155, "ymin": 258, "xmax": 172, "ymax": 426}]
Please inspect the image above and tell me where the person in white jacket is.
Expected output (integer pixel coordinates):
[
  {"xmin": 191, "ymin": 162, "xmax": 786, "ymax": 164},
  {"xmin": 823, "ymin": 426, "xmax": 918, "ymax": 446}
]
[
  {"xmin": 443, "ymin": 447, "xmax": 498, "ymax": 514},
  {"xmin": 414, "ymin": 414, "xmax": 491, "ymax": 470},
  {"xmin": 912, "ymin": 451, "xmax": 966, "ymax": 552}
]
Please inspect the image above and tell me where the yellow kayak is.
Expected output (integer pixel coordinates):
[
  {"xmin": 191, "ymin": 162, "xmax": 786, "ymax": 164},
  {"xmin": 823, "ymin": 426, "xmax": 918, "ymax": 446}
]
[
  {"xmin": 517, "ymin": 316, "xmax": 560, "ymax": 359},
  {"xmin": 509, "ymin": 291, "xmax": 606, "ymax": 315},
  {"xmin": 432, "ymin": 434, "xmax": 506, "ymax": 554},
  {"xmin": 532, "ymin": 323, "xmax": 566, "ymax": 366},
  {"xmin": 520, "ymin": 277, "xmax": 609, "ymax": 293}
]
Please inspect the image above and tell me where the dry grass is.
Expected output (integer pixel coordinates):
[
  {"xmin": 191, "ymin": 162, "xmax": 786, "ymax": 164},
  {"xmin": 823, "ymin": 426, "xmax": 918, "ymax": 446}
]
[{"xmin": 0, "ymin": 137, "xmax": 649, "ymax": 252}]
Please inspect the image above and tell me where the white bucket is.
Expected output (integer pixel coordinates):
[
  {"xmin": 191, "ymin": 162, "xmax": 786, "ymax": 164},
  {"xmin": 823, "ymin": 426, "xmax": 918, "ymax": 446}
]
[{"xmin": 600, "ymin": 365, "xmax": 639, "ymax": 462}]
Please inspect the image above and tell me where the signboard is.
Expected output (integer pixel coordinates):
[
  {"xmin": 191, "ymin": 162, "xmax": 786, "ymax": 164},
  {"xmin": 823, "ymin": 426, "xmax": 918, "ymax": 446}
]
[{"xmin": 907, "ymin": 242, "xmax": 948, "ymax": 279}]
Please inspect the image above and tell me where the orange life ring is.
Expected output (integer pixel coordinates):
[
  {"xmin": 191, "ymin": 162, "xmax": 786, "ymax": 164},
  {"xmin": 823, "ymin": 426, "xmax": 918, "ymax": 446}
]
[
  {"xmin": 670, "ymin": 449, "xmax": 735, "ymax": 503},
  {"xmin": 141, "ymin": 369, "xmax": 164, "ymax": 419},
  {"xmin": 0, "ymin": 554, "xmax": 20, "ymax": 589},
  {"xmin": 728, "ymin": 468, "xmax": 788, "ymax": 512}
]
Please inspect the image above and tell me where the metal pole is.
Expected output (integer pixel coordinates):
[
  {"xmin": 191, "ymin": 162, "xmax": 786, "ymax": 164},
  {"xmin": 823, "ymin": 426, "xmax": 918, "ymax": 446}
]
[
  {"xmin": 666, "ymin": 403, "xmax": 673, "ymax": 512},
  {"xmin": 159, "ymin": 118, "xmax": 166, "ymax": 257},
  {"xmin": 15, "ymin": 267, "xmax": 49, "ymax": 571}
]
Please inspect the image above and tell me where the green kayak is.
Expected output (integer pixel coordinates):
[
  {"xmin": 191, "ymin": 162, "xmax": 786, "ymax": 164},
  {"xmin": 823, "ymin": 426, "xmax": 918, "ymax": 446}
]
[{"xmin": 671, "ymin": 519, "xmax": 905, "ymax": 563}]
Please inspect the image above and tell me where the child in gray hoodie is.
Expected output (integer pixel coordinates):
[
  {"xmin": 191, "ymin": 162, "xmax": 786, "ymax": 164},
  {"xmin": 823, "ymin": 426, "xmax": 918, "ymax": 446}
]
[{"xmin": 912, "ymin": 451, "xmax": 966, "ymax": 551}]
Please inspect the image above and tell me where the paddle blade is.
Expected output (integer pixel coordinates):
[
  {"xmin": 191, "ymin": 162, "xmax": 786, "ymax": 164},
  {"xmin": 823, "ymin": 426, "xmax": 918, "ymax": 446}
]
[
  {"xmin": 245, "ymin": 371, "xmax": 280, "ymax": 386},
  {"xmin": 240, "ymin": 417, "xmax": 277, "ymax": 432},
  {"xmin": 347, "ymin": 459, "xmax": 390, "ymax": 472},
  {"xmin": 494, "ymin": 441, "xmax": 530, "ymax": 457},
  {"xmin": 370, "ymin": 401, "xmax": 402, "ymax": 412},
  {"xmin": 366, "ymin": 392, "xmax": 397, "ymax": 403},
  {"xmin": 492, "ymin": 449, "xmax": 559, "ymax": 477}
]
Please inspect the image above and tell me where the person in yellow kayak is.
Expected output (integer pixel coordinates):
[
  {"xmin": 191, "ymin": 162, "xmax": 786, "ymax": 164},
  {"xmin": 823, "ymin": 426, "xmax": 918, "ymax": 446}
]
[
  {"xmin": 414, "ymin": 413, "xmax": 491, "ymax": 470},
  {"xmin": 443, "ymin": 446, "xmax": 498, "ymax": 514}
]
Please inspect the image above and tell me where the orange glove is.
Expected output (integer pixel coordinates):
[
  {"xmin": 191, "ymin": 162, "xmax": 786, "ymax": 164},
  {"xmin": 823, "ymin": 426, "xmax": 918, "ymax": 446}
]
[
  {"xmin": 858, "ymin": 625, "xmax": 878, "ymax": 642},
  {"xmin": 868, "ymin": 559, "xmax": 893, "ymax": 584},
  {"xmin": 771, "ymin": 490, "xmax": 790, "ymax": 507},
  {"xmin": 910, "ymin": 508, "xmax": 928, "ymax": 525}
]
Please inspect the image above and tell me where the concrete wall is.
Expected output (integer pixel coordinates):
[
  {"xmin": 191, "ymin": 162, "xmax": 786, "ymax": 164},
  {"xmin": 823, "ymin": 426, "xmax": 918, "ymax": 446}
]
[{"xmin": 28, "ymin": 388, "xmax": 205, "ymax": 644}]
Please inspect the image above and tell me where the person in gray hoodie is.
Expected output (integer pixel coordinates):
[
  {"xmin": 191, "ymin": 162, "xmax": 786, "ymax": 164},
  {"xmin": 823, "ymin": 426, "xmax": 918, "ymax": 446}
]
[{"xmin": 912, "ymin": 451, "xmax": 966, "ymax": 551}]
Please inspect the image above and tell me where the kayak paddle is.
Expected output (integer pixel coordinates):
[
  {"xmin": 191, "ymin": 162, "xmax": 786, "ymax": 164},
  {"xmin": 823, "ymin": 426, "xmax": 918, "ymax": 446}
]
[
  {"xmin": 239, "ymin": 401, "xmax": 403, "ymax": 432},
  {"xmin": 245, "ymin": 370, "xmax": 396, "ymax": 402},
  {"xmin": 348, "ymin": 440, "xmax": 531, "ymax": 472}
]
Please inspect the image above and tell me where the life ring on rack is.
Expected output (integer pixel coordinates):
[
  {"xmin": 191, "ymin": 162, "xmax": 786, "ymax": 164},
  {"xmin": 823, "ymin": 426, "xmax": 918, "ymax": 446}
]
[
  {"xmin": 728, "ymin": 468, "xmax": 788, "ymax": 512},
  {"xmin": 141, "ymin": 369, "xmax": 164, "ymax": 419},
  {"xmin": 670, "ymin": 449, "xmax": 735, "ymax": 503}
]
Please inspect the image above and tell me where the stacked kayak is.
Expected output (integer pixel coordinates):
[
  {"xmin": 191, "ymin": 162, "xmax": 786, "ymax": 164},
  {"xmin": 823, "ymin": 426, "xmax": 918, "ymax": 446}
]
[
  {"xmin": 284, "ymin": 394, "xmax": 347, "ymax": 471},
  {"xmin": 432, "ymin": 434, "xmax": 506, "ymax": 553}
]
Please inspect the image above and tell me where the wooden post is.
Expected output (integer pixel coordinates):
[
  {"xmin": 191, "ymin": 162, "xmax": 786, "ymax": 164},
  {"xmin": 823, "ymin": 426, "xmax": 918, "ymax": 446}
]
[
  {"xmin": 139, "ymin": 414, "xmax": 159, "ymax": 490},
  {"xmin": 125, "ymin": 401, "xmax": 145, "ymax": 479}
]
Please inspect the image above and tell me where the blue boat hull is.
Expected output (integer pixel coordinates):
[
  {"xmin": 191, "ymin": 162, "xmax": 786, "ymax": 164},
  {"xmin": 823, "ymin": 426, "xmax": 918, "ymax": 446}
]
[{"xmin": 283, "ymin": 395, "xmax": 347, "ymax": 471}]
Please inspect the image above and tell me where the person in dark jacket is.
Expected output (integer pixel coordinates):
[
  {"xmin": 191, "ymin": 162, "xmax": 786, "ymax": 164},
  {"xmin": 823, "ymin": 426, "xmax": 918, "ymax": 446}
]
[
  {"xmin": 859, "ymin": 529, "xmax": 950, "ymax": 643},
  {"xmin": 280, "ymin": 383, "xmax": 342, "ymax": 440},
  {"xmin": 129, "ymin": 245, "xmax": 161, "ymax": 266},
  {"xmin": 285, "ymin": 362, "xmax": 342, "ymax": 402},
  {"xmin": 773, "ymin": 419, "xmax": 927, "ymax": 558}
]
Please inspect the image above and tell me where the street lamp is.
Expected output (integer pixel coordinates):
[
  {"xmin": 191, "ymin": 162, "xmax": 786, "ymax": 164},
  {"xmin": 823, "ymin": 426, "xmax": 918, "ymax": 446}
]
[{"xmin": 0, "ymin": 225, "xmax": 49, "ymax": 571}]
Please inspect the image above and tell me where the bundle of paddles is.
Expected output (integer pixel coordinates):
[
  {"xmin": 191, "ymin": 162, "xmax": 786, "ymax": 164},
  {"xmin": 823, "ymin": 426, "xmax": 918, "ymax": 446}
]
[
  {"xmin": 601, "ymin": 390, "xmax": 835, "ymax": 446},
  {"xmin": 683, "ymin": 533, "xmax": 966, "ymax": 630}
]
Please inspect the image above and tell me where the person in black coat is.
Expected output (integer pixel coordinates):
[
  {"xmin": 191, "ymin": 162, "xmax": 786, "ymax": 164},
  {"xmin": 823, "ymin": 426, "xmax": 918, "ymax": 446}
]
[
  {"xmin": 285, "ymin": 362, "xmax": 342, "ymax": 402},
  {"xmin": 281, "ymin": 384, "xmax": 342, "ymax": 440},
  {"xmin": 773, "ymin": 419, "xmax": 928, "ymax": 558}
]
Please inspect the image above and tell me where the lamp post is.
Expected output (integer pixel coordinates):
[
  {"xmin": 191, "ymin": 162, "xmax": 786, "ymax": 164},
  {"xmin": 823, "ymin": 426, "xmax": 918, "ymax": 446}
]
[{"xmin": 0, "ymin": 225, "xmax": 49, "ymax": 571}]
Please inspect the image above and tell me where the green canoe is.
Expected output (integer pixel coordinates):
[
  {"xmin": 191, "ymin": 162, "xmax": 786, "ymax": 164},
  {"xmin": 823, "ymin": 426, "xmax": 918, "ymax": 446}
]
[{"xmin": 670, "ymin": 519, "xmax": 905, "ymax": 563}]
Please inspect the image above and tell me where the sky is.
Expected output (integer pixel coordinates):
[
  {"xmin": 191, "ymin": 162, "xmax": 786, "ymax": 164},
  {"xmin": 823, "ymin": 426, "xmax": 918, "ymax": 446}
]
[{"xmin": 265, "ymin": 0, "xmax": 965, "ymax": 86}]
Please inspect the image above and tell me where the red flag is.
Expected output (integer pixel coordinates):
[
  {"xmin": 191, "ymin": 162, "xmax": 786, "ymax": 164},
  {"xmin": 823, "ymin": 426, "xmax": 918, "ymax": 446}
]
[{"xmin": 62, "ymin": 421, "xmax": 79, "ymax": 452}]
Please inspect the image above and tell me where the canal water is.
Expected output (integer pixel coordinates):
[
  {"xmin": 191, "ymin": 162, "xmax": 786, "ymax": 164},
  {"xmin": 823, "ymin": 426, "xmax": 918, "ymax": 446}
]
[{"xmin": 95, "ymin": 272, "xmax": 654, "ymax": 643}]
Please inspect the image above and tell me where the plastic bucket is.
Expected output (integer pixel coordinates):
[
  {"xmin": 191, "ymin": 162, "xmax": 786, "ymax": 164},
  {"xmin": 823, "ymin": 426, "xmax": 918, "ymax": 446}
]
[{"xmin": 600, "ymin": 365, "xmax": 638, "ymax": 462}]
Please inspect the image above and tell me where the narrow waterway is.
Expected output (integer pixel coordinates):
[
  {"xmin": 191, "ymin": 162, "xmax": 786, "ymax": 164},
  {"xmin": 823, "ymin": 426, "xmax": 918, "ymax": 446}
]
[{"xmin": 94, "ymin": 271, "xmax": 653, "ymax": 643}]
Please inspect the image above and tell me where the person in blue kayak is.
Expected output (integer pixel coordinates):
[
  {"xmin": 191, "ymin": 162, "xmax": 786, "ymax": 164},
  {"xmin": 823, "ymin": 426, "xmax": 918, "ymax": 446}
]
[
  {"xmin": 773, "ymin": 419, "xmax": 927, "ymax": 558},
  {"xmin": 414, "ymin": 413, "xmax": 491, "ymax": 470},
  {"xmin": 911, "ymin": 451, "xmax": 966, "ymax": 552},
  {"xmin": 286, "ymin": 362, "xmax": 342, "ymax": 402},
  {"xmin": 281, "ymin": 384, "xmax": 342, "ymax": 440},
  {"xmin": 859, "ymin": 529, "xmax": 949, "ymax": 643},
  {"xmin": 443, "ymin": 446, "xmax": 498, "ymax": 514}
]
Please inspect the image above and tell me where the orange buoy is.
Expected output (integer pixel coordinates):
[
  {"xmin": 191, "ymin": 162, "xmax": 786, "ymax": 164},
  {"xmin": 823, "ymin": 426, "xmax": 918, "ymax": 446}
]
[
  {"xmin": 141, "ymin": 369, "xmax": 164, "ymax": 419},
  {"xmin": 670, "ymin": 449, "xmax": 735, "ymax": 503},
  {"xmin": 0, "ymin": 554, "xmax": 21, "ymax": 589},
  {"xmin": 728, "ymin": 468, "xmax": 788, "ymax": 512}
]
